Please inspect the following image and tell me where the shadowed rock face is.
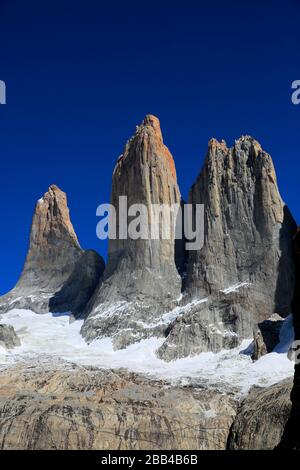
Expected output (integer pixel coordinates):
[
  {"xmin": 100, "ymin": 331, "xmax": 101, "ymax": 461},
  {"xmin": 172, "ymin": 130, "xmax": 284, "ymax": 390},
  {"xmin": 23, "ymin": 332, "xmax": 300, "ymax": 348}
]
[
  {"xmin": 277, "ymin": 228, "xmax": 300, "ymax": 449},
  {"xmin": 251, "ymin": 314, "xmax": 284, "ymax": 361},
  {"xmin": 0, "ymin": 185, "xmax": 104, "ymax": 315},
  {"xmin": 158, "ymin": 137, "xmax": 296, "ymax": 360},
  {"xmin": 81, "ymin": 115, "xmax": 182, "ymax": 346},
  {"xmin": 228, "ymin": 378, "xmax": 292, "ymax": 450}
]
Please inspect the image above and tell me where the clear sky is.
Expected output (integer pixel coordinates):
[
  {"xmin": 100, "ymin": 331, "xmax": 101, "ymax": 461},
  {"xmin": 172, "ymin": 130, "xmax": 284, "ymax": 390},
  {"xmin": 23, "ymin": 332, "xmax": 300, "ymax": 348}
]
[{"xmin": 0, "ymin": 0, "xmax": 300, "ymax": 294}]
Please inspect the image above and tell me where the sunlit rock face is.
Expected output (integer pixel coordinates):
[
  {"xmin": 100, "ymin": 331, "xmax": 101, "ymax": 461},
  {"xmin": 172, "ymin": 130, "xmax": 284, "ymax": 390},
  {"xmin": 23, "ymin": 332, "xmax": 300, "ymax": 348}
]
[
  {"xmin": 0, "ymin": 185, "xmax": 104, "ymax": 315},
  {"xmin": 82, "ymin": 115, "xmax": 182, "ymax": 346}
]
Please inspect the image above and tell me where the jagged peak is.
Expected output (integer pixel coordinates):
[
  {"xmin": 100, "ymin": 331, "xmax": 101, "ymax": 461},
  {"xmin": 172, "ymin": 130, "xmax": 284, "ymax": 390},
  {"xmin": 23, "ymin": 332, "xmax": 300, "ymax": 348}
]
[
  {"xmin": 234, "ymin": 135, "xmax": 263, "ymax": 154},
  {"xmin": 208, "ymin": 138, "xmax": 228, "ymax": 153},
  {"xmin": 115, "ymin": 115, "xmax": 176, "ymax": 179},
  {"xmin": 206, "ymin": 135, "xmax": 265, "ymax": 162},
  {"xmin": 134, "ymin": 114, "xmax": 163, "ymax": 143},
  {"xmin": 38, "ymin": 184, "xmax": 65, "ymax": 203},
  {"xmin": 31, "ymin": 184, "xmax": 81, "ymax": 250},
  {"xmin": 142, "ymin": 114, "xmax": 161, "ymax": 130},
  {"xmin": 48, "ymin": 183, "xmax": 63, "ymax": 194}
]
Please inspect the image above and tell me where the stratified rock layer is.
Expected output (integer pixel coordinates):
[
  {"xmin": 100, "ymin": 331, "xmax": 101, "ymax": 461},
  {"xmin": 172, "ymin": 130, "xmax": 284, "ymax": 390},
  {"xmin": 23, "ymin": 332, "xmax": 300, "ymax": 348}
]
[
  {"xmin": 0, "ymin": 362, "xmax": 236, "ymax": 450},
  {"xmin": 0, "ymin": 185, "xmax": 104, "ymax": 315},
  {"xmin": 82, "ymin": 115, "xmax": 182, "ymax": 346}
]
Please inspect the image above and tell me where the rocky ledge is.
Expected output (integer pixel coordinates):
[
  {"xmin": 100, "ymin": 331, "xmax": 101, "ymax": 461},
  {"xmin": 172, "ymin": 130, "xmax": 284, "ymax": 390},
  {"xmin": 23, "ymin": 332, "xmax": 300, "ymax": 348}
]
[
  {"xmin": 0, "ymin": 361, "xmax": 236, "ymax": 450},
  {"xmin": 0, "ymin": 361, "xmax": 294, "ymax": 450}
]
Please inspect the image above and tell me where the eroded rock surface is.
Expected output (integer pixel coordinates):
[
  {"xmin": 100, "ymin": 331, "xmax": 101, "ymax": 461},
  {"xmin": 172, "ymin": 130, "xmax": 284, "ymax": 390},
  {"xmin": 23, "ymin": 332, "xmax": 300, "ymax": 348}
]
[
  {"xmin": 0, "ymin": 324, "xmax": 20, "ymax": 350},
  {"xmin": 0, "ymin": 362, "xmax": 236, "ymax": 450},
  {"xmin": 0, "ymin": 185, "xmax": 104, "ymax": 315},
  {"xmin": 228, "ymin": 379, "xmax": 292, "ymax": 450}
]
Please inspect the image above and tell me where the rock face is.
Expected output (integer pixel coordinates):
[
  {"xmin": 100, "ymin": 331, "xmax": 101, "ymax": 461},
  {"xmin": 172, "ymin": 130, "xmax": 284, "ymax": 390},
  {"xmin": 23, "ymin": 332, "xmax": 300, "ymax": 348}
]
[
  {"xmin": 0, "ymin": 185, "xmax": 104, "ymax": 315},
  {"xmin": 0, "ymin": 324, "xmax": 20, "ymax": 350},
  {"xmin": 0, "ymin": 360, "xmax": 294, "ymax": 450},
  {"xmin": 0, "ymin": 362, "xmax": 236, "ymax": 450},
  {"xmin": 228, "ymin": 379, "xmax": 292, "ymax": 450},
  {"xmin": 159, "ymin": 137, "xmax": 296, "ymax": 360},
  {"xmin": 186, "ymin": 136, "xmax": 296, "ymax": 315},
  {"xmin": 278, "ymin": 228, "xmax": 300, "ymax": 449},
  {"xmin": 157, "ymin": 291, "xmax": 250, "ymax": 361},
  {"xmin": 82, "ymin": 115, "xmax": 182, "ymax": 346},
  {"xmin": 49, "ymin": 249, "xmax": 105, "ymax": 317}
]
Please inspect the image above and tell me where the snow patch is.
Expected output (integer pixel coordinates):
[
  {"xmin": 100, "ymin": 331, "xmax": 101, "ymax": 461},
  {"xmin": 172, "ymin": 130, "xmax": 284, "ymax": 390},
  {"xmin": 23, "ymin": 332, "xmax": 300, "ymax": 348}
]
[
  {"xmin": 0, "ymin": 309, "xmax": 295, "ymax": 397},
  {"xmin": 221, "ymin": 282, "xmax": 251, "ymax": 294}
]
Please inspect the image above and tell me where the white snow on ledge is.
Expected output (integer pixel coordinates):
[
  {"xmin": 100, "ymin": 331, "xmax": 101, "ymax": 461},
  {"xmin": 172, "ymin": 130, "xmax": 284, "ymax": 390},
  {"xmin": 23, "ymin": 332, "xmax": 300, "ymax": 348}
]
[
  {"xmin": 0, "ymin": 309, "xmax": 295, "ymax": 397},
  {"xmin": 221, "ymin": 282, "xmax": 251, "ymax": 294}
]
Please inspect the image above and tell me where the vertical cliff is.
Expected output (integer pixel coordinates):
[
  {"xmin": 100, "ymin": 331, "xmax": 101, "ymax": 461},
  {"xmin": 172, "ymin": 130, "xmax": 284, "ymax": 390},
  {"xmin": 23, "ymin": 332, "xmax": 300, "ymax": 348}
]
[
  {"xmin": 158, "ymin": 137, "xmax": 297, "ymax": 360},
  {"xmin": 81, "ymin": 115, "xmax": 182, "ymax": 347}
]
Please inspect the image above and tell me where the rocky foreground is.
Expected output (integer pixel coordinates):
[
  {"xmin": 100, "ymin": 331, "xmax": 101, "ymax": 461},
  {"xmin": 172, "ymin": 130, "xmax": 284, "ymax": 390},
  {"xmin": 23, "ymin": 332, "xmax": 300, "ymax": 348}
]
[{"xmin": 0, "ymin": 361, "xmax": 292, "ymax": 450}]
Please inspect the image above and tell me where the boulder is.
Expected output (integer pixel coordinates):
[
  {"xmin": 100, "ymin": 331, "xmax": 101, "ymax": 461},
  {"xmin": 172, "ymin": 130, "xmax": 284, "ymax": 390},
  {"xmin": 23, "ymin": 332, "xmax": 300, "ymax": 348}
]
[{"xmin": 0, "ymin": 324, "xmax": 20, "ymax": 350}]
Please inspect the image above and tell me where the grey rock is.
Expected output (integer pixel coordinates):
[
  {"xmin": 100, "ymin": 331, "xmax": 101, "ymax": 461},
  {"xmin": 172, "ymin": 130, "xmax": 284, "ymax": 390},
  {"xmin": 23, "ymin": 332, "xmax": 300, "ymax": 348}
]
[
  {"xmin": 157, "ymin": 290, "xmax": 253, "ymax": 361},
  {"xmin": 0, "ymin": 324, "xmax": 20, "ymax": 349},
  {"xmin": 0, "ymin": 362, "xmax": 237, "ymax": 450},
  {"xmin": 0, "ymin": 185, "xmax": 104, "ymax": 315},
  {"xmin": 160, "ymin": 136, "xmax": 297, "ymax": 360},
  {"xmin": 185, "ymin": 136, "xmax": 296, "ymax": 320},
  {"xmin": 228, "ymin": 378, "xmax": 292, "ymax": 450},
  {"xmin": 82, "ymin": 115, "xmax": 182, "ymax": 345}
]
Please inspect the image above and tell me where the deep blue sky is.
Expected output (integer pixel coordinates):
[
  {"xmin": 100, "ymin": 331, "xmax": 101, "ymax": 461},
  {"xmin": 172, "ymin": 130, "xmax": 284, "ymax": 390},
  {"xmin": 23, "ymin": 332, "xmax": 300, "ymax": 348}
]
[{"xmin": 0, "ymin": 0, "xmax": 299, "ymax": 294}]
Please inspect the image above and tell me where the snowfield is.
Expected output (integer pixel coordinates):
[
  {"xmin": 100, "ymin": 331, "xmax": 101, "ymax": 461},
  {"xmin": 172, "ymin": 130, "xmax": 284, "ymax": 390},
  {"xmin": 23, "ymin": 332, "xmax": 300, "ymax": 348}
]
[{"xmin": 0, "ymin": 309, "xmax": 295, "ymax": 397}]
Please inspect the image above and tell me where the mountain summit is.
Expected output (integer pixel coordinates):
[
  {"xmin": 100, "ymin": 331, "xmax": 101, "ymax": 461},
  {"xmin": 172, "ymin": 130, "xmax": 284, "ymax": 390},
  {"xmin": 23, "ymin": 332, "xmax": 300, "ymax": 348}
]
[{"xmin": 0, "ymin": 185, "xmax": 104, "ymax": 315}]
